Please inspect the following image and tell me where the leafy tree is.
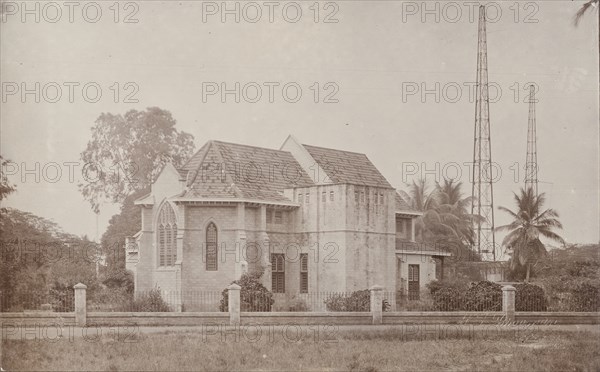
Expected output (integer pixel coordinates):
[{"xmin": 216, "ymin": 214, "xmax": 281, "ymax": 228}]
[
  {"xmin": 100, "ymin": 188, "xmax": 148, "ymax": 274},
  {"xmin": 496, "ymin": 187, "xmax": 566, "ymax": 282},
  {"xmin": 0, "ymin": 156, "xmax": 16, "ymax": 201},
  {"xmin": 0, "ymin": 208, "xmax": 99, "ymax": 311},
  {"xmin": 79, "ymin": 107, "xmax": 195, "ymax": 213}
]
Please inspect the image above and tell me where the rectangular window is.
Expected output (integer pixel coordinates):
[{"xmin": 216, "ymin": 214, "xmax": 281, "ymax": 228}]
[
  {"xmin": 266, "ymin": 210, "xmax": 272, "ymax": 224},
  {"xmin": 322, "ymin": 191, "xmax": 326, "ymax": 202},
  {"xmin": 329, "ymin": 191, "xmax": 334, "ymax": 201},
  {"xmin": 298, "ymin": 193, "xmax": 303, "ymax": 203},
  {"xmin": 300, "ymin": 253, "xmax": 308, "ymax": 293},
  {"xmin": 408, "ymin": 264, "xmax": 420, "ymax": 300},
  {"xmin": 397, "ymin": 219, "xmax": 405, "ymax": 234},
  {"xmin": 271, "ymin": 254, "xmax": 285, "ymax": 293},
  {"xmin": 306, "ymin": 193, "xmax": 310, "ymax": 204},
  {"xmin": 355, "ymin": 191, "xmax": 359, "ymax": 203},
  {"xmin": 380, "ymin": 193, "xmax": 384, "ymax": 204},
  {"xmin": 274, "ymin": 211, "xmax": 283, "ymax": 224}
]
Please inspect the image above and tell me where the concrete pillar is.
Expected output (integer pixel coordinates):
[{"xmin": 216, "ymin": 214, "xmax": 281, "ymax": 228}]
[
  {"xmin": 502, "ymin": 285, "xmax": 516, "ymax": 324},
  {"xmin": 258, "ymin": 204, "xmax": 271, "ymax": 289},
  {"xmin": 74, "ymin": 283, "xmax": 87, "ymax": 326},
  {"xmin": 370, "ymin": 285, "xmax": 383, "ymax": 325},
  {"xmin": 236, "ymin": 203, "xmax": 247, "ymax": 278},
  {"xmin": 228, "ymin": 284, "xmax": 241, "ymax": 325}
]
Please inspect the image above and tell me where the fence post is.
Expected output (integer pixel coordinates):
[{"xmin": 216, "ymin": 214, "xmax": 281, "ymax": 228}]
[
  {"xmin": 74, "ymin": 283, "xmax": 87, "ymax": 326},
  {"xmin": 370, "ymin": 285, "xmax": 383, "ymax": 325},
  {"xmin": 502, "ymin": 285, "xmax": 516, "ymax": 324},
  {"xmin": 228, "ymin": 284, "xmax": 241, "ymax": 326}
]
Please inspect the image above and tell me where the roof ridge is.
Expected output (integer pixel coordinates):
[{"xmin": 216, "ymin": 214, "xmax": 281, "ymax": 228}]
[
  {"xmin": 213, "ymin": 140, "xmax": 293, "ymax": 154},
  {"xmin": 179, "ymin": 141, "xmax": 212, "ymax": 170},
  {"xmin": 302, "ymin": 143, "xmax": 368, "ymax": 156}
]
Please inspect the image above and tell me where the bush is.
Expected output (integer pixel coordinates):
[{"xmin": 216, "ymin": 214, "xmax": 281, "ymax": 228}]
[
  {"xmin": 432, "ymin": 287, "xmax": 462, "ymax": 311},
  {"xmin": 219, "ymin": 272, "xmax": 274, "ymax": 312},
  {"xmin": 570, "ymin": 282, "xmax": 600, "ymax": 312},
  {"xmin": 463, "ymin": 281, "xmax": 502, "ymax": 311},
  {"xmin": 515, "ymin": 283, "xmax": 547, "ymax": 311},
  {"xmin": 129, "ymin": 288, "xmax": 172, "ymax": 312},
  {"xmin": 287, "ymin": 297, "xmax": 309, "ymax": 312},
  {"xmin": 324, "ymin": 290, "xmax": 390, "ymax": 312}
]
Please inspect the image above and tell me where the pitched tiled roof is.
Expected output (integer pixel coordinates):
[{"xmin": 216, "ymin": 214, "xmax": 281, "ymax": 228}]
[
  {"xmin": 180, "ymin": 141, "xmax": 314, "ymax": 202},
  {"xmin": 302, "ymin": 144, "xmax": 393, "ymax": 188},
  {"xmin": 395, "ymin": 192, "xmax": 418, "ymax": 214}
]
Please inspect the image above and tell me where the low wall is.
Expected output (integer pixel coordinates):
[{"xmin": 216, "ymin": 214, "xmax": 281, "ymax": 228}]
[
  {"xmin": 0, "ymin": 312, "xmax": 75, "ymax": 326},
  {"xmin": 515, "ymin": 312, "xmax": 600, "ymax": 325},
  {"xmin": 241, "ymin": 312, "xmax": 372, "ymax": 325},
  {"xmin": 88, "ymin": 312, "xmax": 229, "ymax": 326},
  {"xmin": 2, "ymin": 312, "xmax": 599, "ymax": 326},
  {"xmin": 383, "ymin": 312, "xmax": 503, "ymax": 324}
]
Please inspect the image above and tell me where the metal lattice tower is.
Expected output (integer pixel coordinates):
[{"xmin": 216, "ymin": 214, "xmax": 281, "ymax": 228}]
[
  {"xmin": 471, "ymin": 5, "xmax": 496, "ymax": 261},
  {"xmin": 525, "ymin": 85, "xmax": 538, "ymax": 197}
]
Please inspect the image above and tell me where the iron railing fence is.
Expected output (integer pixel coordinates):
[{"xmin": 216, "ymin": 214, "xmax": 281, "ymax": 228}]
[
  {"xmin": 0, "ymin": 289, "xmax": 74, "ymax": 312},
  {"xmin": 87, "ymin": 290, "xmax": 223, "ymax": 312},
  {"xmin": 3, "ymin": 287, "xmax": 598, "ymax": 313}
]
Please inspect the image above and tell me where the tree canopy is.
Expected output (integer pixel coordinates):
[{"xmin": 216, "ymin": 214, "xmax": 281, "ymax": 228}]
[
  {"xmin": 79, "ymin": 107, "xmax": 195, "ymax": 213},
  {"xmin": 496, "ymin": 187, "xmax": 565, "ymax": 281}
]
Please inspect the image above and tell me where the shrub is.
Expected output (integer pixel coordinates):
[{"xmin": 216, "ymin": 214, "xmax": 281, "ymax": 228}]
[
  {"xmin": 88, "ymin": 287, "xmax": 133, "ymax": 311},
  {"xmin": 324, "ymin": 290, "xmax": 390, "ymax": 312},
  {"xmin": 427, "ymin": 277, "xmax": 469, "ymax": 296},
  {"xmin": 570, "ymin": 282, "xmax": 600, "ymax": 312},
  {"xmin": 219, "ymin": 272, "xmax": 274, "ymax": 312},
  {"xmin": 515, "ymin": 283, "xmax": 548, "ymax": 311},
  {"xmin": 432, "ymin": 287, "xmax": 462, "ymax": 311},
  {"xmin": 287, "ymin": 297, "xmax": 309, "ymax": 312},
  {"xmin": 129, "ymin": 288, "xmax": 172, "ymax": 312},
  {"xmin": 463, "ymin": 281, "xmax": 502, "ymax": 311}
]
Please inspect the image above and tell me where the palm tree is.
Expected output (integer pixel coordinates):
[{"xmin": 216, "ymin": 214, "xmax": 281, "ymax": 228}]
[
  {"xmin": 399, "ymin": 179, "xmax": 437, "ymax": 241},
  {"xmin": 400, "ymin": 179, "xmax": 480, "ymax": 262},
  {"xmin": 434, "ymin": 179, "xmax": 476, "ymax": 247},
  {"xmin": 574, "ymin": 0, "xmax": 599, "ymax": 26},
  {"xmin": 496, "ymin": 187, "xmax": 566, "ymax": 281}
]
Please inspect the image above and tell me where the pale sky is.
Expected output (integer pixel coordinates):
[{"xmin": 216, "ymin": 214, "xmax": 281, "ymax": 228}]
[{"xmin": 1, "ymin": 1, "xmax": 598, "ymax": 246}]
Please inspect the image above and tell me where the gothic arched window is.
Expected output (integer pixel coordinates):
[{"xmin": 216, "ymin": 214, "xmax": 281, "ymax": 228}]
[
  {"xmin": 206, "ymin": 222, "xmax": 218, "ymax": 271},
  {"xmin": 157, "ymin": 203, "xmax": 177, "ymax": 267}
]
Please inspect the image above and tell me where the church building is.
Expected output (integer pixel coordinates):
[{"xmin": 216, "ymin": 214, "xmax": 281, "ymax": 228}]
[{"xmin": 126, "ymin": 135, "xmax": 450, "ymax": 310}]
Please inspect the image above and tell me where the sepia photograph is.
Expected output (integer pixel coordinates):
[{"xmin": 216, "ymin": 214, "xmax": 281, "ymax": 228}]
[{"xmin": 1, "ymin": 0, "xmax": 599, "ymax": 371}]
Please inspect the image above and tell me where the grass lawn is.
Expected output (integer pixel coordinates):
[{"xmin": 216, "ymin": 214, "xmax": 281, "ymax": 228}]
[{"xmin": 2, "ymin": 326, "xmax": 599, "ymax": 371}]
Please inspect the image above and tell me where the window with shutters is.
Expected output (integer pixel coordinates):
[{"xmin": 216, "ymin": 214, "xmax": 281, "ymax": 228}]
[
  {"xmin": 300, "ymin": 253, "xmax": 308, "ymax": 293},
  {"xmin": 206, "ymin": 222, "xmax": 218, "ymax": 271},
  {"xmin": 157, "ymin": 203, "xmax": 177, "ymax": 267},
  {"xmin": 271, "ymin": 254, "xmax": 285, "ymax": 293},
  {"xmin": 408, "ymin": 264, "xmax": 420, "ymax": 300}
]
